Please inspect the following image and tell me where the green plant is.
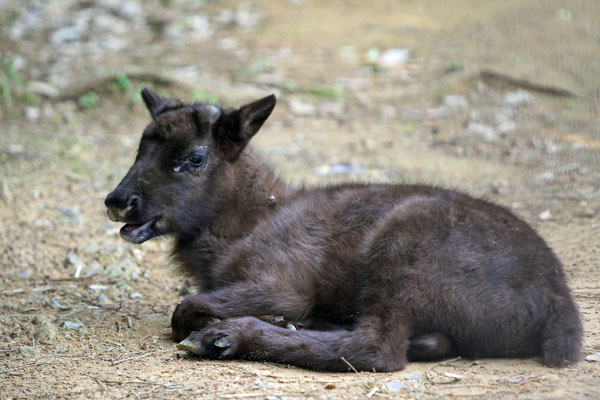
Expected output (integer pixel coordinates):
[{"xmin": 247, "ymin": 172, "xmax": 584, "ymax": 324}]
[
  {"xmin": 0, "ymin": 57, "xmax": 26, "ymax": 106},
  {"xmin": 78, "ymin": 91, "xmax": 99, "ymax": 109},
  {"xmin": 307, "ymin": 84, "xmax": 344, "ymax": 100},
  {"xmin": 114, "ymin": 73, "xmax": 132, "ymax": 92}
]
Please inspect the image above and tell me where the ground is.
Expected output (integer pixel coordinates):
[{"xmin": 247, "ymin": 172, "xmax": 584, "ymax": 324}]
[{"xmin": 1, "ymin": 0, "xmax": 599, "ymax": 398}]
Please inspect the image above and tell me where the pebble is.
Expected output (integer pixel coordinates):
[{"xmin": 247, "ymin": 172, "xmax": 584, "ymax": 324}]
[
  {"xmin": 129, "ymin": 292, "xmax": 143, "ymax": 299},
  {"xmin": 34, "ymin": 322, "xmax": 58, "ymax": 344},
  {"xmin": 18, "ymin": 268, "xmax": 33, "ymax": 279},
  {"xmin": 104, "ymin": 257, "xmax": 140, "ymax": 279},
  {"xmin": 534, "ymin": 172, "xmax": 555, "ymax": 181},
  {"xmin": 89, "ymin": 284, "xmax": 109, "ymax": 291},
  {"xmin": 504, "ymin": 89, "xmax": 533, "ymax": 108},
  {"xmin": 587, "ymin": 352, "xmax": 600, "ymax": 362},
  {"xmin": 467, "ymin": 122, "xmax": 497, "ymax": 142},
  {"xmin": 385, "ymin": 379, "xmax": 407, "ymax": 392},
  {"xmin": 497, "ymin": 120, "xmax": 517, "ymax": 134},
  {"xmin": 288, "ymin": 98, "xmax": 316, "ymax": 117},
  {"xmin": 62, "ymin": 320, "xmax": 85, "ymax": 331},
  {"xmin": 24, "ymin": 106, "xmax": 41, "ymax": 121},
  {"xmin": 539, "ymin": 209, "xmax": 552, "ymax": 221},
  {"xmin": 27, "ymin": 81, "xmax": 60, "ymax": 99},
  {"xmin": 443, "ymin": 94, "xmax": 468, "ymax": 108},
  {"xmin": 51, "ymin": 26, "xmax": 82, "ymax": 45},
  {"xmin": 58, "ymin": 207, "xmax": 84, "ymax": 225},
  {"xmin": 379, "ymin": 48, "xmax": 411, "ymax": 67},
  {"xmin": 20, "ymin": 346, "xmax": 39, "ymax": 356}
]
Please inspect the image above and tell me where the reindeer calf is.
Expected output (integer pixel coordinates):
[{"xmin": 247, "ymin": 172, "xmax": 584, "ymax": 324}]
[{"xmin": 105, "ymin": 88, "xmax": 582, "ymax": 371}]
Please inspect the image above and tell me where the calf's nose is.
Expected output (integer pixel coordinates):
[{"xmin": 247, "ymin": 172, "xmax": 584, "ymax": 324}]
[{"xmin": 105, "ymin": 191, "xmax": 140, "ymax": 221}]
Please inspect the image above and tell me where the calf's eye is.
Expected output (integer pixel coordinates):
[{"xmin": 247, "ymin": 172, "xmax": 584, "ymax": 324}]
[{"xmin": 188, "ymin": 153, "xmax": 205, "ymax": 166}]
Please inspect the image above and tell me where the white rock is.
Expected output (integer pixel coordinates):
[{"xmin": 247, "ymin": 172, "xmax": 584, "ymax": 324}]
[
  {"xmin": 24, "ymin": 106, "xmax": 40, "ymax": 121},
  {"xmin": 467, "ymin": 122, "xmax": 497, "ymax": 142},
  {"xmin": 443, "ymin": 94, "xmax": 468, "ymax": 108},
  {"xmin": 497, "ymin": 120, "xmax": 517, "ymax": 134},
  {"xmin": 288, "ymin": 98, "xmax": 316, "ymax": 116},
  {"xmin": 379, "ymin": 48, "xmax": 411, "ymax": 67},
  {"xmin": 504, "ymin": 90, "xmax": 534, "ymax": 107},
  {"xmin": 539, "ymin": 209, "xmax": 552, "ymax": 221}
]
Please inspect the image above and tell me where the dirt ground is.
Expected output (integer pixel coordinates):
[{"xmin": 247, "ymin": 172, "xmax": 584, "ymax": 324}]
[{"xmin": 1, "ymin": 0, "xmax": 599, "ymax": 398}]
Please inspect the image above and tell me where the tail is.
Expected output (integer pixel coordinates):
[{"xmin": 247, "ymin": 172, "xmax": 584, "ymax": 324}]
[{"xmin": 541, "ymin": 296, "xmax": 583, "ymax": 367}]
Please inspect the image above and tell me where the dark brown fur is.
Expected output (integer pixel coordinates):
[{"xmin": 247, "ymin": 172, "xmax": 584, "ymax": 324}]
[{"xmin": 105, "ymin": 88, "xmax": 583, "ymax": 372}]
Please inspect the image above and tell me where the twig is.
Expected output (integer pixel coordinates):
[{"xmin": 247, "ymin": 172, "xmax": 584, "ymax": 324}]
[
  {"xmin": 111, "ymin": 349, "xmax": 171, "ymax": 366},
  {"xmin": 341, "ymin": 356, "xmax": 360, "ymax": 374},
  {"xmin": 0, "ymin": 314, "xmax": 31, "ymax": 319},
  {"xmin": 83, "ymin": 373, "xmax": 174, "ymax": 388},
  {"xmin": 1, "ymin": 286, "xmax": 55, "ymax": 295},
  {"xmin": 366, "ymin": 386, "xmax": 378, "ymax": 398},
  {"xmin": 426, "ymin": 356, "xmax": 462, "ymax": 383},
  {"xmin": 480, "ymin": 69, "xmax": 577, "ymax": 98}
]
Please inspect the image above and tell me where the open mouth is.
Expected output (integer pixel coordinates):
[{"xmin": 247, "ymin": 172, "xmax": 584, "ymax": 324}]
[{"xmin": 120, "ymin": 217, "xmax": 160, "ymax": 244}]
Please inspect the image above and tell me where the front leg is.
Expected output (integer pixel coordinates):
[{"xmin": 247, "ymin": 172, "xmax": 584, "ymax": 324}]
[
  {"xmin": 171, "ymin": 282, "xmax": 311, "ymax": 341},
  {"xmin": 178, "ymin": 315, "xmax": 410, "ymax": 372}
]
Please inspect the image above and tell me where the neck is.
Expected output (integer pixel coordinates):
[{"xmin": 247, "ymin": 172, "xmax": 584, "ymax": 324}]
[{"xmin": 172, "ymin": 148, "xmax": 292, "ymax": 289}]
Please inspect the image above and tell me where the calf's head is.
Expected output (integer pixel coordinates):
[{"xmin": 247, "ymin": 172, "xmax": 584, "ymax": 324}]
[{"xmin": 104, "ymin": 88, "xmax": 276, "ymax": 243}]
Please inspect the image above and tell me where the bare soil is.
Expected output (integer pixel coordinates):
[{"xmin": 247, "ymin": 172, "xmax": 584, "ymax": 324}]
[{"xmin": 1, "ymin": 1, "xmax": 599, "ymax": 398}]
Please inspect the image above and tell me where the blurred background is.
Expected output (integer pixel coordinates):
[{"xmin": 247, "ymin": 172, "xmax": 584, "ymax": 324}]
[{"xmin": 1, "ymin": 1, "xmax": 599, "ymax": 398}]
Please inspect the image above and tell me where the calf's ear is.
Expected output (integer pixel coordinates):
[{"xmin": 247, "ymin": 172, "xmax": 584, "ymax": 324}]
[
  {"xmin": 140, "ymin": 87, "xmax": 165, "ymax": 118},
  {"xmin": 218, "ymin": 94, "xmax": 276, "ymax": 161}
]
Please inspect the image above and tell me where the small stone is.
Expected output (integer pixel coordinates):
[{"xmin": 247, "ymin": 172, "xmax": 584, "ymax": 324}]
[
  {"xmin": 539, "ymin": 209, "xmax": 552, "ymax": 221},
  {"xmin": 379, "ymin": 48, "xmax": 411, "ymax": 67},
  {"xmin": 504, "ymin": 90, "xmax": 533, "ymax": 108},
  {"xmin": 534, "ymin": 172, "xmax": 555, "ymax": 181},
  {"xmin": 96, "ymin": 293, "xmax": 112, "ymax": 305},
  {"xmin": 403, "ymin": 373, "xmax": 421, "ymax": 382},
  {"xmin": 27, "ymin": 81, "xmax": 60, "ymax": 99},
  {"xmin": 129, "ymin": 292, "xmax": 143, "ymax": 299},
  {"xmin": 288, "ymin": 98, "xmax": 316, "ymax": 116},
  {"xmin": 467, "ymin": 122, "xmax": 497, "ymax": 142},
  {"xmin": 24, "ymin": 106, "xmax": 40, "ymax": 121},
  {"xmin": 58, "ymin": 207, "xmax": 83, "ymax": 225},
  {"xmin": 586, "ymin": 352, "xmax": 600, "ymax": 362},
  {"xmin": 18, "ymin": 268, "xmax": 33, "ymax": 279},
  {"xmin": 443, "ymin": 94, "xmax": 468, "ymax": 108},
  {"xmin": 62, "ymin": 320, "xmax": 85, "ymax": 331},
  {"xmin": 55, "ymin": 343, "xmax": 70, "ymax": 353},
  {"xmin": 51, "ymin": 26, "xmax": 82, "ymax": 44},
  {"xmin": 20, "ymin": 346, "xmax": 39, "ymax": 356},
  {"xmin": 497, "ymin": 120, "xmax": 517, "ymax": 134},
  {"xmin": 32, "ymin": 315, "xmax": 52, "ymax": 325},
  {"xmin": 50, "ymin": 297, "xmax": 71, "ymax": 310},
  {"xmin": 34, "ymin": 321, "xmax": 58, "ymax": 344},
  {"xmin": 89, "ymin": 284, "xmax": 109, "ymax": 291},
  {"xmin": 385, "ymin": 379, "xmax": 407, "ymax": 392}
]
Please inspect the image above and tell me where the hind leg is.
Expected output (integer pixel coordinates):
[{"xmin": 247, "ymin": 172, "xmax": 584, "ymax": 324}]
[{"xmin": 541, "ymin": 296, "xmax": 583, "ymax": 367}]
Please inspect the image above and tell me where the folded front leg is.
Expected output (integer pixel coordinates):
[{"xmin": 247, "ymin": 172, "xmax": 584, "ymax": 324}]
[
  {"xmin": 177, "ymin": 315, "xmax": 410, "ymax": 372},
  {"xmin": 171, "ymin": 282, "xmax": 312, "ymax": 341}
]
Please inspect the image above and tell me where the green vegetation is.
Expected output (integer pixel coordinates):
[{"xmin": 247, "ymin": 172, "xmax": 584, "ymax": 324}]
[{"xmin": 78, "ymin": 91, "xmax": 99, "ymax": 109}]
